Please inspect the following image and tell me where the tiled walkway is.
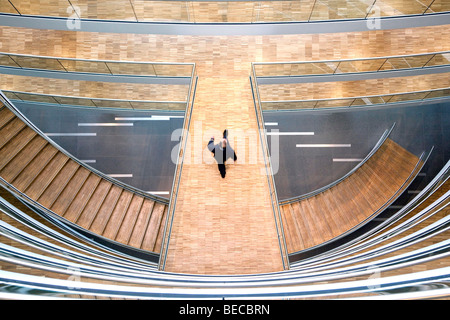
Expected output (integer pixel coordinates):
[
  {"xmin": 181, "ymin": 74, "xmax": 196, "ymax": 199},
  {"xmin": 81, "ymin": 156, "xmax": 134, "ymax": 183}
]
[{"xmin": 162, "ymin": 75, "xmax": 286, "ymax": 275}]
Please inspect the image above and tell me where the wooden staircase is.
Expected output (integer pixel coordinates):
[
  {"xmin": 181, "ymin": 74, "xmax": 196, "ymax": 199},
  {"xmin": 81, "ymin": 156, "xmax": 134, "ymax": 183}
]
[
  {"xmin": 0, "ymin": 104, "xmax": 168, "ymax": 254},
  {"xmin": 280, "ymin": 138, "xmax": 423, "ymax": 254}
]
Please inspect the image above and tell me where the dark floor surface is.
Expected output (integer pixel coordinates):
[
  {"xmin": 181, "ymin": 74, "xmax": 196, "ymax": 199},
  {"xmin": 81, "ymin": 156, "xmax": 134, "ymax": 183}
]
[{"xmin": 14, "ymin": 101, "xmax": 185, "ymax": 199}]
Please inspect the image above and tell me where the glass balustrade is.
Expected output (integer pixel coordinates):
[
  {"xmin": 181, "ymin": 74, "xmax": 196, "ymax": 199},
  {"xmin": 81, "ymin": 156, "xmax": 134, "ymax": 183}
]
[{"xmin": 1, "ymin": 0, "xmax": 448, "ymax": 23}]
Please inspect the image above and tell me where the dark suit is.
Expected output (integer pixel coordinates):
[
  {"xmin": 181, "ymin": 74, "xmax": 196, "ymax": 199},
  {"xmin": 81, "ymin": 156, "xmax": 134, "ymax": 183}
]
[{"xmin": 207, "ymin": 138, "xmax": 237, "ymax": 178}]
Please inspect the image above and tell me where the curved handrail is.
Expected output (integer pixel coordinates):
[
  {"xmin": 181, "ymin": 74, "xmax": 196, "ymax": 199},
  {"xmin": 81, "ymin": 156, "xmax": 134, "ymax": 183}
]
[
  {"xmin": 1, "ymin": 180, "xmax": 448, "ymax": 286},
  {"xmin": 253, "ymin": 50, "xmax": 450, "ymax": 72},
  {"xmin": 279, "ymin": 123, "xmax": 395, "ymax": 205},
  {"xmin": 0, "ymin": 193, "xmax": 159, "ymax": 271},
  {"xmin": 0, "ymin": 178, "xmax": 160, "ymax": 263},
  {"xmin": 0, "ymin": 181, "xmax": 448, "ymax": 300},
  {"xmin": 1, "ymin": 2, "xmax": 448, "ymax": 24},
  {"xmin": 261, "ymin": 87, "xmax": 450, "ymax": 106}
]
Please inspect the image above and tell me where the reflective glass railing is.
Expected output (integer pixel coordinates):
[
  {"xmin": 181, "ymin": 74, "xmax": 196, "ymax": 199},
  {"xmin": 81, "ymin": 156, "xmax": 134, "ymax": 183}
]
[
  {"xmin": 3, "ymin": 90, "xmax": 188, "ymax": 111},
  {"xmin": 0, "ymin": 52, "xmax": 194, "ymax": 78},
  {"xmin": 1, "ymin": 0, "xmax": 448, "ymax": 23},
  {"xmin": 253, "ymin": 51, "xmax": 450, "ymax": 78},
  {"xmin": 260, "ymin": 87, "xmax": 450, "ymax": 111}
]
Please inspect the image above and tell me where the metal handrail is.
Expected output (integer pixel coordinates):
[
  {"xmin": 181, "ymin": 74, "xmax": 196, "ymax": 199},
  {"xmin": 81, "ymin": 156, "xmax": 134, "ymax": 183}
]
[
  {"xmin": 158, "ymin": 65, "xmax": 198, "ymax": 271},
  {"xmin": 250, "ymin": 66, "xmax": 289, "ymax": 270},
  {"xmin": 4, "ymin": 90, "xmax": 186, "ymax": 105},
  {"xmin": 261, "ymin": 87, "xmax": 450, "ymax": 104},
  {"xmin": 0, "ymin": 51, "xmax": 194, "ymax": 66},
  {"xmin": 0, "ymin": 195, "xmax": 159, "ymax": 272},
  {"xmin": 1, "ymin": 177, "xmax": 447, "ymax": 285},
  {"xmin": 253, "ymin": 50, "xmax": 450, "ymax": 67}
]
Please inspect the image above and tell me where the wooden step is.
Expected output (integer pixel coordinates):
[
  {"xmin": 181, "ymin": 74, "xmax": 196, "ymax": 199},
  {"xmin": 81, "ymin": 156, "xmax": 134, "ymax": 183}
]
[
  {"xmin": 114, "ymin": 195, "xmax": 144, "ymax": 244},
  {"xmin": 290, "ymin": 201, "xmax": 317, "ymax": 249},
  {"xmin": 50, "ymin": 166, "xmax": 90, "ymax": 215},
  {"xmin": 302, "ymin": 197, "xmax": 333, "ymax": 239},
  {"xmin": 76, "ymin": 179, "xmax": 113, "ymax": 229},
  {"xmin": 280, "ymin": 204, "xmax": 304, "ymax": 253},
  {"xmin": 25, "ymin": 153, "xmax": 71, "ymax": 202},
  {"xmin": 0, "ymin": 107, "xmax": 16, "ymax": 129},
  {"xmin": 62, "ymin": 173, "xmax": 101, "ymax": 223},
  {"xmin": 0, "ymin": 136, "xmax": 49, "ymax": 183},
  {"xmin": 0, "ymin": 127, "xmax": 37, "ymax": 169},
  {"xmin": 102, "ymin": 190, "xmax": 134, "ymax": 240},
  {"xmin": 127, "ymin": 199, "xmax": 156, "ymax": 248},
  {"xmin": 139, "ymin": 201, "xmax": 166, "ymax": 251},
  {"xmin": 89, "ymin": 185, "xmax": 123, "ymax": 235},
  {"xmin": 153, "ymin": 205, "xmax": 168, "ymax": 253},
  {"xmin": 0, "ymin": 117, "xmax": 27, "ymax": 148},
  {"xmin": 34, "ymin": 159, "xmax": 80, "ymax": 207},
  {"xmin": 11, "ymin": 144, "xmax": 59, "ymax": 192},
  {"xmin": 312, "ymin": 192, "xmax": 343, "ymax": 238}
]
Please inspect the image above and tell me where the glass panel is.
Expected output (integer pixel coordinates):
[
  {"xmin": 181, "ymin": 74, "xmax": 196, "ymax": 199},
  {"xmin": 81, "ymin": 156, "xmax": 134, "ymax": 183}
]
[
  {"xmin": 315, "ymin": 98, "xmax": 356, "ymax": 108},
  {"xmin": 402, "ymin": 54, "xmax": 437, "ymax": 68},
  {"xmin": 423, "ymin": 88, "xmax": 450, "ymax": 99},
  {"xmin": 0, "ymin": 54, "xmax": 20, "ymax": 67},
  {"xmin": 428, "ymin": 0, "xmax": 450, "ymax": 13},
  {"xmin": 424, "ymin": 53, "xmax": 450, "ymax": 67},
  {"xmin": 13, "ymin": 92, "xmax": 59, "ymax": 104},
  {"xmin": 59, "ymin": 60, "xmax": 111, "ymax": 74},
  {"xmin": 309, "ymin": 0, "xmax": 369, "ymax": 21},
  {"xmin": 261, "ymin": 101, "xmax": 317, "ymax": 110},
  {"xmin": 130, "ymin": 101, "xmax": 187, "ymax": 111},
  {"xmin": 384, "ymin": 57, "xmax": 412, "ymax": 69},
  {"xmin": 153, "ymin": 64, "xmax": 193, "ymax": 77},
  {"xmin": 132, "ymin": 1, "xmax": 190, "ymax": 22},
  {"xmin": 366, "ymin": 96, "xmax": 389, "ymax": 104},
  {"xmin": 336, "ymin": 59, "xmax": 386, "ymax": 73},
  {"xmin": 71, "ymin": 0, "xmax": 136, "ymax": 21},
  {"xmin": 0, "ymin": 0, "xmax": 18, "ymax": 14},
  {"xmin": 348, "ymin": 98, "xmax": 369, "ymax": 106},
  {"xmin": 105, "ymin": 62, "xmax": 157, "ymax": 76},
  {"xmin": 54, "ymin": 96, "xmax": 97, "ymax": 107},
  {"xmin": 373, "ymin": 0, "xmax": 433, "ymax": 16},
  {"xmin": 2, "ymin": 91, "xmax": 21, "ymax": 100},
  {"xmin": 387, "ymin": 91, "xmax": 429, "ymax": 102},
  {"xmin": 253, "ymin": 64, "xmax": 293, "ymax": 77},
  {"xmin": 253, "ymin": 1, "xmax": 314, "ymax": 22},
  {"xmin": 9, "ymin": 55, "xmax": 65, "ymax": 71},
  {"xmin": 91, "ymin": 99, "xmax": 133, "ymax": 109},
  {"xmin": 10, "ymin": 0, "xmax": 73, "ymax": 17},
  {"xmin": 190, "ymin": 2, "xmax": 255, "ymax": 23}
]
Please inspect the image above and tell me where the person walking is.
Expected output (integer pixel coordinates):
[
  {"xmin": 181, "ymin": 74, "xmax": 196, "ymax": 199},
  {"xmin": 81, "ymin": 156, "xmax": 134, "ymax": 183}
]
[{"xmin": 207, "ymin": 129, "xmax": 237, "ymax": 178}]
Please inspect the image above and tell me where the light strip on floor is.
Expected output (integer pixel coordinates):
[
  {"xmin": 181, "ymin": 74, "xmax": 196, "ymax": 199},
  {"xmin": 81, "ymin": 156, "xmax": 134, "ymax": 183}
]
[
  {"xmin": 107, "ymin": 174, "xmax": 133, "ymax": 178},
  {"xmin": 81, "ymin": 160, "xmax": 96, "ymax": 164},
  {"xmin": 296, "ymin": 144, "xmax": 351, "ymax": 147},
  {"xmin": 147, "ymin": 191, "xmax": 170, "ymax": 195},
  {"xmin": 332, "ymin": 158, "xmax": 363, "ymax": 162},
  {"xmin": 78, "ymin": 123, "xmax": 133, "ymax": 126},
  {"xmin": 267, "ymin": 132, "xmax": 314, "ymax": 135},
  {"xmin": 264, "ymin": 122, "xmax": 278, "ymax": 126},
  {"xmin": 114, "ymin": 116, "xmax": 184, "ymax": 121},
  {"xmin": 45, "ymin": 133, "xmax": 97, "ymax": 137}
]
